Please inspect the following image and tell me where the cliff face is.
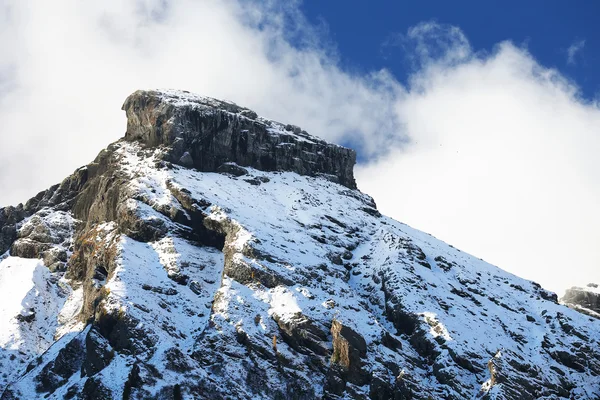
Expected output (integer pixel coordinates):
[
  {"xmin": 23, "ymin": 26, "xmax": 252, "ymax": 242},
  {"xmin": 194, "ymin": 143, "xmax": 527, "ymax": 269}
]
[
  {"xmin": 122, "ymin": 90, "xmax": 357, "ymax": 189},
  {"xmin": 561, "ymin": 284, "xmax": 600, "ymax": 319},
  {"xmin": 0, "ymin": 90, "xmax": 599, "ymax": 400}
]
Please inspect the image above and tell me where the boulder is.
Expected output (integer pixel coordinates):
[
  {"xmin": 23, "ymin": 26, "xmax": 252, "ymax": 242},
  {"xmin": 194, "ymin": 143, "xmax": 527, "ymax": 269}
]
[{"xmin": 178, "ymin": 152, "xmax": 194, "ymax": 168}]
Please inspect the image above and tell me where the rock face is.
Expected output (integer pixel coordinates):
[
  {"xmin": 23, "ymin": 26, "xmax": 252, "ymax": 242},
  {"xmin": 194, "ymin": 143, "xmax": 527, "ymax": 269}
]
[
  {"xmin": 561, "ymin": 283, "xmax": 600, "ymax": 318},
  {"xmin": 330, "ymin": 320, "xmax": 368, "ymax": 387},
  {"xmin": 0, "ymin": 89, "xmax": 600, "ymax": 399},
  {"xmin": 122, "ymin": 89, "xmax": 357, "ymax": 189}
]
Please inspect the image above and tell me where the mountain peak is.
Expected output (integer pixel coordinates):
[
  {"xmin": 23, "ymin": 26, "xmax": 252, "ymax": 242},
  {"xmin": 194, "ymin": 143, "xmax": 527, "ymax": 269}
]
[
  {"xmin": 122, "ymin": 89, "xmax": 357, "ymax": 189},
  {"xmin": 1, "ymin": 89, "xmax": 599, "ymax": 399}
]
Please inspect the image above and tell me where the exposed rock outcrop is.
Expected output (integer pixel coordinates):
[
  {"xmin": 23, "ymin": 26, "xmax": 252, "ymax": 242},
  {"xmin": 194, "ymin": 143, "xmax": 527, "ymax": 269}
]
[
  {"xmin": 561, "ymin": 283, "xmax": 600, "ymax": 318},
  {"xmin": 0, "ymin": 206, "xmax": 24, "ymax": 256},
  {"xmin": 330, "ymin": 319, "xmax": 368, "ymax": 386},
  {"xmin": 122, "ymin": 89, "xmax": 357, "ymax": 189}
]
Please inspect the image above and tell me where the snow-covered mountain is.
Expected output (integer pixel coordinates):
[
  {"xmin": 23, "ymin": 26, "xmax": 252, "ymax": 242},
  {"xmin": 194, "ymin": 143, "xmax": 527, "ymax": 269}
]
[{"xmin": 1, "ymin": 89, "xmax": 599, "ymax": 399}]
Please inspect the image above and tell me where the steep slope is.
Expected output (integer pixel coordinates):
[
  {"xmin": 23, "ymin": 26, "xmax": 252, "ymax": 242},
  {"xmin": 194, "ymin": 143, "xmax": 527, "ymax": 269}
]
[{"xmin": 1, "ymin": 90, "xmax": 599, "ymax": 400}]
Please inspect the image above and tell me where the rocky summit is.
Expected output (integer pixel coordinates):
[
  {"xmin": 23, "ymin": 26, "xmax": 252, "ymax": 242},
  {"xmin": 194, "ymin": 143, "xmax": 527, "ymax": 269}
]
[{"xmin": 0, "ymin": 89, "xmax": 599, "ymax": 400}]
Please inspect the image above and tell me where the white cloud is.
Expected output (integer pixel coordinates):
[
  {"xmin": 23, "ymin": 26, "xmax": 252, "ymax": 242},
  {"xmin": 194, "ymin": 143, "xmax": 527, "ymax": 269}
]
[
  {"xmin": 0, "ymin": 0, "xmax": 402, "ymax": 206},
  {"xmin": 0, "ymin": 4, "xmax": 598, "ymax": 296},
  {"xmin": 357, "ymin": 29, "xmax": 600, "ymax": 295},
  {"xmin": 567, "ymin": 39, "xmax": 585, "ymax": 65}
]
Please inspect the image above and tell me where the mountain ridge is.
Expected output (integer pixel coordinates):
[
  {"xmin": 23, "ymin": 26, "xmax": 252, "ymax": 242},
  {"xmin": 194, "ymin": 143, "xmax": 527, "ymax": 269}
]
[{"xmin": 0, "ymin": 89, "xmax": 599, "ymax": 399}]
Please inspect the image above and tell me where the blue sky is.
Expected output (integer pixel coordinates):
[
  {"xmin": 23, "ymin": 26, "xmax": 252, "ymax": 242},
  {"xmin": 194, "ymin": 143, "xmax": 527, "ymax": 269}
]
[{"xmin": 301, "ymin": 1, "xmax": 599, "ymax": 99}]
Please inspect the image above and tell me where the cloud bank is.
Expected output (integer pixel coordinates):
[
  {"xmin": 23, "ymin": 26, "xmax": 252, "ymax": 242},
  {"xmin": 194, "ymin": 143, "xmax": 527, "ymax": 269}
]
[
  {"xmin": 0, "ymin": 0, "xmax": 401, "ymax": 206},
  {"xmin": 358, "ymin": 24, "xmax": 600, "ymax": 295},
  {"xmin": 1, "ymin": 2, "xmax": 599, "ymax": 295}
]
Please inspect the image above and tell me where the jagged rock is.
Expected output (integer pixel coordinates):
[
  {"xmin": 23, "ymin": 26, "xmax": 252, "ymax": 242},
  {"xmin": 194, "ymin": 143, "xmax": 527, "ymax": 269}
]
[
  {"xmin": 10, "ymin": 238, "xmax": 52, "ymax": 259},
  {"xmin": 164, "ymin": 347, "xmax": 192, "ymax": 372},
  {"xmin": 330, "ymin": 319, "xmax": 369, "ymax": 386},
  {"xmin": 94, "ymin": 303, "xmax": 158, "ymax": 357},
  {"xmin": 117, "ymin": 199, "xmax": 169, "ymax": 242},
  {"xmin": 368, "ymin": 369, "xmax": 408, "ymax": 400},
  {"xmin": 0, "ymin": 165, "xmax": 89, "ymax": 256},
  {"xmin": 383, "ymin": 291, "xmax": 419, "ymax": 336},
  {"xmin": 122, "ymin": 89, "xmax": 357, "ymax": 189},
  {"xmin": 217, "ymin": 162, "xmax": 248, "ymax": 177},
  {"xmin": 83, "ymin": 328, "xmax": 114, "ymax": 376},
  {"xmin": 479, "ymin": 350, "xmax": 548, "ymax": 400},
  {"xmin": 561, "ymin": 284, "xmax": 600, "ymax": 318},
  {"xmin": 239, "ymin": 109, "xmax": 258, "ymax": 120},
  {"xmin": 324, "ymin": 364, "xmax": 347, "ymax": 396},
  {"xmin": 67, "ymin": 224, "xmax": 120, "ymax": 319},
  {"xmin": 285, "ymin": 124, "xmax": 302, "ymax": 134},
  {"xmin": 42, "ymin": 247, "xmax": 68, "ymax": 272},
  {"xmin": 15, "ymin": 311, "xmax": 35, "ymax": 323},
  {"xmin": 71, "ymin": 158, "xmax": 127, "ymax": 226},
  {"xmin": 35, "ymin": 336, "xmax": 85, "ymax": 393},
  {"xmin": 224, "ymin": 255, "xmax": 294, "ymax": 288},
  {"xmin": 81, "ymin": 377, "xmax": 113, "ymax": 400},
  {"xmin": 273, "ymin": 313, "xmax": 330, "ymax": 357},
  {"xmin": 7, "ymin": 209, "xmax": 74, "ymax": 270}
]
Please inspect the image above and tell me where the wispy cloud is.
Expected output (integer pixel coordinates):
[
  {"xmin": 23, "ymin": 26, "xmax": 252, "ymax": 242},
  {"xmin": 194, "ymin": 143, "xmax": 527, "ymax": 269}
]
[
  {"xmin": 567, "ymin": 39, "xmax": 585, "ymax": 65},
  {"xmin": 381, "ymin": 21, "xmax": 471, "ymax": 69}
]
